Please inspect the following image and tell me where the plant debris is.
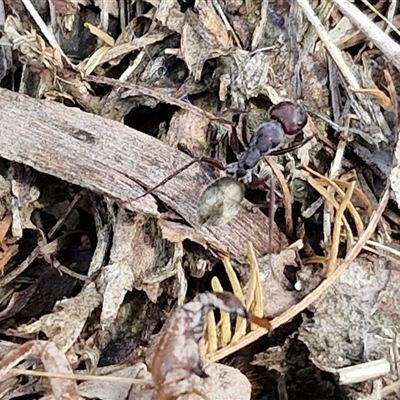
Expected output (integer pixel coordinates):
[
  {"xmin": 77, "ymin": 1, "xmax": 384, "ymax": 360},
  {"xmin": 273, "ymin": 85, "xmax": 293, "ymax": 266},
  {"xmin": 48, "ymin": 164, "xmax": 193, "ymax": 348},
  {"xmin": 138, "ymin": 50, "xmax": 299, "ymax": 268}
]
[{"xmin": 1, "ymin": 1, "xmax": 400, "ymax": 399}]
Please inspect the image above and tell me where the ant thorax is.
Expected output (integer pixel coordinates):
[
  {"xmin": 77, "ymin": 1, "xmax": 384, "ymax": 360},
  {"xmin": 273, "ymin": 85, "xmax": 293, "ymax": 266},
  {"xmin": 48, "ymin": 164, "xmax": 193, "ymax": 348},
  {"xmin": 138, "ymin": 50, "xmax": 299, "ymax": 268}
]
[
  {"xmin": 226, "ymin": 161, "xmax": 253, "ymax": 183},
  {"xmin": 226, "ymin": 119, "xmax": 286, "ymax": 183}
]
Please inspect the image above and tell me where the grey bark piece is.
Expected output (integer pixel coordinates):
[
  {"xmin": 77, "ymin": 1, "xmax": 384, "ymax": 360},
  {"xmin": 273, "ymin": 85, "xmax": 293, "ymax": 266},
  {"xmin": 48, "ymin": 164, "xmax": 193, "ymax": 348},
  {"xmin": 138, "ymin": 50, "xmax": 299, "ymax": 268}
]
[{"xmin": 0, "ymin": 88, "xmax": 288, "ymax": 261}]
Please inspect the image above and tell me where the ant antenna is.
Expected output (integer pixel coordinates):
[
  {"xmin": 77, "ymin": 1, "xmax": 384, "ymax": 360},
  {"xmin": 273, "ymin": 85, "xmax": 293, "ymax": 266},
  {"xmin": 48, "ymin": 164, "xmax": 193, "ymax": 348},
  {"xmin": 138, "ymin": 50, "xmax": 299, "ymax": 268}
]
[
  {"xmin": 132, "ymin": 149, "xmax": 225, "ymax": 201},
  {"xmin": 307, "ymin": 109, "xmax": 368, "ymax": 137},
  {"xmin": 132, "ymin": 159, "xmax": 199, "ymax": 201}
]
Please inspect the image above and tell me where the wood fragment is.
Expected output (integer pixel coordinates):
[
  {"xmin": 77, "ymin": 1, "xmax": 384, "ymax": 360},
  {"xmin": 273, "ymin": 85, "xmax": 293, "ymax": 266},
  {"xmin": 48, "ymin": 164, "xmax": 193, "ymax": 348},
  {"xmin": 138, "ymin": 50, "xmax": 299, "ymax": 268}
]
[
  {"xmin": 336, "ymin": 359, "xmax": 391, "ymax": 385},
  {"xmin": 0, "ymin": 88, "xmax": 287, "ymax": 262},
  {"xmin": 333, "ymin": 0, "xmax": 400, "ymax": 72}
]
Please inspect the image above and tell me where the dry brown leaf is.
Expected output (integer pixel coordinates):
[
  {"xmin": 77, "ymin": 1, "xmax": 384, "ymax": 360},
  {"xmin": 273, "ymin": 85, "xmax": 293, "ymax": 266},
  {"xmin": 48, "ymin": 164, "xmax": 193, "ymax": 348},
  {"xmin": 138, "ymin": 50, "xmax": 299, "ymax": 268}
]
[
  {"xmin": 96, "ymin": 211, "xmax": 174, "ymax": 325},
  {"xmin": 235, "ymin": 51, "xmax": 271, "ymax": 101},
  {"xmin": 4, "ymin": 16, "xmax": 62, "ymax": 69},
  {"xmin": 257, "ymin": 246, "xmax": 301, "ymax": 318},
  {"xmin": 166, "ymin": 110, "xmax": 210, "ymax": 156},
  {"xmin": 348, "ymin": 86, "xmax": 393, "ymax": 111},
  {"xmin": 180, "ymin": 363, "xmax": 251, "ymax": 400},
  {"xmin": 78, "ymin": 362, "xmax": 251, "ymax": 400},
  {"xmin": 213, "ymin": 50, "xmax": 294, "ymax": 115},
  {"xmin": 158, "ymin": 0, "xmax": 233, "ymax": 79},
  {"xmin": 14, "ymin": 283, "xmax": 102, "ymax": 352},
  {"xmin": 0, "ymin": 340, "xmax": 83, "ymax": 400},
  {"xmin": 158, "ymin": 219, "xmax": 209, "ymax": 248},
  {"xmin": 78, "ymin": 364, "xmax": 152, "ymax": 400},
  {"xmin": 181, "ymin": 23, "xmax": 229, "ymax": 80},
  {"xmin": 299, "ymin": 255, "xmax": 399, "ymax": 369},
  {"xmin": 84, "ymin": 22, "xmax": 115, "ymax": 46},
  {"xmin": 0, "ymin": 245, "xmax": 18, "ymax": 275},
  {"xmin": 344, "ymin": 54, "xmax": 389, "ymax": 147},
  {"xmin": 93, "ymin": 0, "xmax": 119, "ymax": 18},
  {"xmin": 51, "ymin": 0, "xmax": 79, "ymax": 15},
  {"xmin": 0, "ymin": 215, "xmax": 17, "ymax": 275},
  {"xmin": 97, "ymin": 30, "xmax": 172, "ymax": 67},
  {"xmin": 0, "ymin": 215, "xmax": 11, "ymax": 248},
  {"xmin": 299, "ymin": 52, "xmax": 330, "ymax": 114},
  {"xmin": 155, "ymin": 0, "xmax": 185, "ymax": 34},
  {"xmin": 0, "ymin": 282, "xmax": 38, "ymax": 321},
  {"xmin": 186, "ymin": 1, "xmax": 231, "ymax": 48},
  {"xmin": 81, "ymin": 45, "xmax": 111, "ymax": 76},
  {"xmin": 147, "ymin": 292, "xmax": 253, "ymax": 399},
  {"xmin": 9, "ymin": 165, "xmax": 41, "ymax": 239},
  {"xmin": 57, "ymin": 70, "xmax": 103, "ymax": 114}
]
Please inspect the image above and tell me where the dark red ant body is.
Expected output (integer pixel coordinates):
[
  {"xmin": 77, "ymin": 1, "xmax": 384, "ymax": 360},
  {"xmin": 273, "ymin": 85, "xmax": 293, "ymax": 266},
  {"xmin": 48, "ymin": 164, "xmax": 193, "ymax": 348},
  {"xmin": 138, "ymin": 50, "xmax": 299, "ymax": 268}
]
[
  {"xmin": 229, "ymin": 101, "xmax": 308, "ymax": 180},
  {"xmin": 134, "ymin": 101, "xmax": 310, "ymax": 227},
  {"xmin": 198, "ymin": 102, "xmax": 309, "ymax": 226}
]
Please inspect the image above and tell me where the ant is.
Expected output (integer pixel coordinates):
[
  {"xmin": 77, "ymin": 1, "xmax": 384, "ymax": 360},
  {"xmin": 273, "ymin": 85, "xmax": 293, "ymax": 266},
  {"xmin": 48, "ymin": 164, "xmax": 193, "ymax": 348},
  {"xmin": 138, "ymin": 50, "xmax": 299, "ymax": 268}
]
[
  {"xmin": 198, "ymin": 101, "xmax": 309, "ymax": 226},
  {"xmin": 134, "ymin": 101, "xmax": 311, "ymax": 228}
]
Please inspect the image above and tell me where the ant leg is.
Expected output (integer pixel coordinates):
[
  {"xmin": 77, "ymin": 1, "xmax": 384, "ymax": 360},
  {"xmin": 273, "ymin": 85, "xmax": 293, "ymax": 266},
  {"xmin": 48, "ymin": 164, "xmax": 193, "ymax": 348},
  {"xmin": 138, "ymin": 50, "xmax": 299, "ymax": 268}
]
[
  {"xmin": 245, "ymin": 175, "xmax": 279, "ymax": 280},
  {"xmin": 229, "ymin": 111, "xmax": 249, "ymax": 155},
  {"xmin": 233, "ymin": 113, "xmax": 250, "ymax": 151},
  {"xmin": 230, "ymin": 124, "xmax": 241, "ymax": 155},
  {"xmin": 239, "ymin": 113, "xmax": 249, "ymax": 147},
  {"xmin": 132, "ymin": 157, "xmax": 226, "ymax": 201},
  {"xmin": 132, "ymin": 159, "xmax": 198, "ymax": 201},
  {"xmin": 177, "ymin": 145, "xmax": 225, "ymax": 169},
  {"xmin": 268, "ymin": 177, "xmax": 277, "ymax": 280},
  {"xmin": 245, "ymin": 177, "xmax": 283, "ymax": 200}
]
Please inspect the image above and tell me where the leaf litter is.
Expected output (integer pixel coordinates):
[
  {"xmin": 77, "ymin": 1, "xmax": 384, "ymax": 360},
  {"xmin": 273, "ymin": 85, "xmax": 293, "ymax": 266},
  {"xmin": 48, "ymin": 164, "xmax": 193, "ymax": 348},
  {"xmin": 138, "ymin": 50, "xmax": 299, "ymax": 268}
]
[{"xmin": 0, "ymin": 0, "xmax": 400, "ymax": 399}]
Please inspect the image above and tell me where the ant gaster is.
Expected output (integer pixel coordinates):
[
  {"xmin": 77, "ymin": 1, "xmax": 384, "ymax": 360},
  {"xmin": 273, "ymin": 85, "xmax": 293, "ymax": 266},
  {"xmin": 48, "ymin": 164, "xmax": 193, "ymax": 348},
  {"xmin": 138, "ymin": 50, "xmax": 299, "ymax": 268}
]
[{"xmin": 133, "ymin": 101, "xmax": 309, "ymax": 227}]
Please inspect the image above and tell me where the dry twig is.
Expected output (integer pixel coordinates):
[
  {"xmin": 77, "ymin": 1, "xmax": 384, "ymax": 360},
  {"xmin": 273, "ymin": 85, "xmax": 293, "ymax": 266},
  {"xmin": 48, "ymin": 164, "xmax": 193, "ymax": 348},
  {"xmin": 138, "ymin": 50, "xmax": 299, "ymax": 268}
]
[{"xmin": 210, "ymin": 187, "xmax": 389, "ymax": 361}]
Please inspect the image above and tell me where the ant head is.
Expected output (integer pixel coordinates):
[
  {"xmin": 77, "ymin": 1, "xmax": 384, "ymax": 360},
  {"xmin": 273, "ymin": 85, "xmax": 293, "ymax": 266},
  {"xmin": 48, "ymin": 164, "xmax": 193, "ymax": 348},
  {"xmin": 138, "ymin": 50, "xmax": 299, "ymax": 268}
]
[{"xmin": 269, "ymin": 101, "xmax": 307, "ymax": 135}]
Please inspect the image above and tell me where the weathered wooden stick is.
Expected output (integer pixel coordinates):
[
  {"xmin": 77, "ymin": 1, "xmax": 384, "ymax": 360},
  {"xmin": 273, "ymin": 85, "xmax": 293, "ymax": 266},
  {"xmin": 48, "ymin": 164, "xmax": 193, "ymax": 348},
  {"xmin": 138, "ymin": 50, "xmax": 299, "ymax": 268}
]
[{"xmin": 0, "ymin": 88, "xmax": 287, "ymax": 261}]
